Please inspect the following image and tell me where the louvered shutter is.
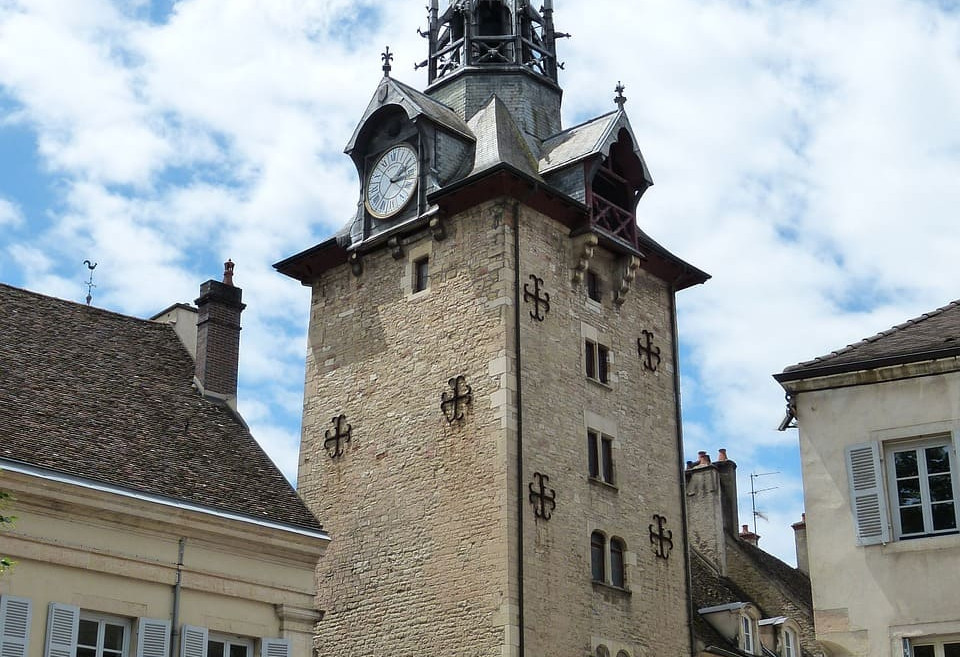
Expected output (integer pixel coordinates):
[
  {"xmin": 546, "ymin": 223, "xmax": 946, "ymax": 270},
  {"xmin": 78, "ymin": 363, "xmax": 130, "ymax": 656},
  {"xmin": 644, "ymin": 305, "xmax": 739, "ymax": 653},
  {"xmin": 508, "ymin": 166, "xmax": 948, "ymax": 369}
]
[
  {"xmin": 137, "ymin": 619, "xmax": 170, "ymax": 657},
  {"xmin": 44, "ymin": 604, "xmax": 78, "ymax": 657},
  {"xmin": 179, "ymin": 626, "xmax": 207, "ymax": 657},
  {"xmin": 260, "ymin": 639, "xmax": 290, "ymax": 657},
  {"xmin": 846, "ymin": 442, "xmax": 890, "ymax": 545},
  {"xmin": 0, "ymin": 596, "xmax": 32, "ymax": 657}
]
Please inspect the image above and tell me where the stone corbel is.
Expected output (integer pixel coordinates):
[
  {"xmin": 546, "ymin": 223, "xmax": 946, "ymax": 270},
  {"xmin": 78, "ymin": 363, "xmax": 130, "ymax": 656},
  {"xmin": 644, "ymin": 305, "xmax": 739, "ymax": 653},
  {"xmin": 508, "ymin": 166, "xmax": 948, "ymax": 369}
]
[
  {"xmin": 430, "ymin": 216, "xmax": 447, "ymax": 241},
  {"xmin": 388, "ymin": 237, "xmax": 405, "ymax": 260},
  {"xmin": 275, "ymin": 603, "xmax": 324, "ymax": 634},
  {"xmin": 349, "ymin": 252, "xmax": 363, "ymax": 277},
  {"xmin": 571, "ymin": 233, "xmax": 599, "ymax": 284},
  {"xmin": 613, "ymin": 255, "xmax": 642, "ymax": 306}
]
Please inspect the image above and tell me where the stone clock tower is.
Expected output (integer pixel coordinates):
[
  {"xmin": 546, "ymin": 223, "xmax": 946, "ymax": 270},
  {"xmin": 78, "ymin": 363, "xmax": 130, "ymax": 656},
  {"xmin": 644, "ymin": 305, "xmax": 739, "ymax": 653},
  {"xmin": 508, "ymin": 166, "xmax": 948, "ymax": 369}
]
[{"xmin": 276, "ymin": 2, "xmax": 708, "ymax": 656}]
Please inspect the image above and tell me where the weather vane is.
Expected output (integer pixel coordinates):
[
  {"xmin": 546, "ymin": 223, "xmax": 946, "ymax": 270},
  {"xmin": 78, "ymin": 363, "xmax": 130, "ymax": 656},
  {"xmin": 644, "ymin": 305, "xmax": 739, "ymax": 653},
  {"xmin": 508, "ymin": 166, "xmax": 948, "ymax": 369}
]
[
  {"xmin": 382, "ymin": 46, "xmax": 394, "ymax": 77},
  {"xmin": 83, "ymin": 260, "xmax": 97, "ymax": 306},
  {"xmin": 615, "ymin": 81, "xmax": 627, "ymax": 110}
]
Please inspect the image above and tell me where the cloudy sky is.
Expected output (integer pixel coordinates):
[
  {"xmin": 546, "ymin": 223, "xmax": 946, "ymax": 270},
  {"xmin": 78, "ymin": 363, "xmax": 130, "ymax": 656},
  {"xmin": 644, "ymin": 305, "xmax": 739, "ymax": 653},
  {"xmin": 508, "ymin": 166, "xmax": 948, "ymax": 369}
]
[{"xmin": 2, "ymin": 0, "xmax": 958, "ymax": 564}]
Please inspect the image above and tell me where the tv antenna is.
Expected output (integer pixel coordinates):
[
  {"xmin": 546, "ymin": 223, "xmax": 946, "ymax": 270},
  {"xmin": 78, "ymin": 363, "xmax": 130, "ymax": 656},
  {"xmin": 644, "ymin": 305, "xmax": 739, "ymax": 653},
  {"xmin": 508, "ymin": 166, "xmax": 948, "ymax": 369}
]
[
  {"xmin": 83, "ymin": 260, "xmax": 98, "ymax": 306},
  {"xmin": 749, "ymin": 471, "xmax": 779, "ymax": 534}
]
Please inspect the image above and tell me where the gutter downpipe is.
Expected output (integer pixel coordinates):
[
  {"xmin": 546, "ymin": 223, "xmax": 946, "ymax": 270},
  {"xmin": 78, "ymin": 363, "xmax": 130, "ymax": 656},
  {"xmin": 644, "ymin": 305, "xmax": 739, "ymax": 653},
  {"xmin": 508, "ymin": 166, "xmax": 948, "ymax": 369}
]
[
  {"xmin": 512, "ymin": 199, "xmax": 526, "ymax": 657},
  {"xmin": 171, "ymin": 538, "xmax": 186, "ymax": 657},
  {"xmin": 670, "ymin": 278, "xmax": 696, "ymax": 656}
]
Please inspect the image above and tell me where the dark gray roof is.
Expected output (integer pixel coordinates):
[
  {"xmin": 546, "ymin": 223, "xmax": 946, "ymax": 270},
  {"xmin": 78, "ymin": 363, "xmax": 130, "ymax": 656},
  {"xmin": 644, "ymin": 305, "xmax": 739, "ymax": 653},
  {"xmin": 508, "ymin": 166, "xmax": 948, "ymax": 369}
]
[
  {"xmin": 0, "ymin": 283, "xmax": 323, "ymax": 532},
  {"xmin": 779, "ymin": 300, "xmax": 960, "ymax": 380},
  {"xmin": 466, "ymin": 96, "xmax": 542, "ymax": 180}
]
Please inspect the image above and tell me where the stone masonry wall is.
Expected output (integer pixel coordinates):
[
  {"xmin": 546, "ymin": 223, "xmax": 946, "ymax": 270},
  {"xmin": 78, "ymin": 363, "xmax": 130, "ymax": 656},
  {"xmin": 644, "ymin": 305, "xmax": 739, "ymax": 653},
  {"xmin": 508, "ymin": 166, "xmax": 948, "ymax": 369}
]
[
  {"xmin": 298, "ymin": 201, "xmax": 514, "ymax": 657},
  {"xmin": 514, "ymin": 205, "xmax": 691, "ymax": 657},
  {"xmin": 297, "ymin": 197, "xmax": 691, "ymax": 657}
]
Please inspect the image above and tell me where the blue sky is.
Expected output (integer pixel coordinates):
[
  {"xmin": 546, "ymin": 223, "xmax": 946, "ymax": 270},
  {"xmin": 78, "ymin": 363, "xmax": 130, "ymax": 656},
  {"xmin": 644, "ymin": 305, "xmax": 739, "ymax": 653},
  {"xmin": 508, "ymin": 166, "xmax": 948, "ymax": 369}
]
[{"xmin": 1, "ymin": 0, "xmax": 959, "ymax": 564}]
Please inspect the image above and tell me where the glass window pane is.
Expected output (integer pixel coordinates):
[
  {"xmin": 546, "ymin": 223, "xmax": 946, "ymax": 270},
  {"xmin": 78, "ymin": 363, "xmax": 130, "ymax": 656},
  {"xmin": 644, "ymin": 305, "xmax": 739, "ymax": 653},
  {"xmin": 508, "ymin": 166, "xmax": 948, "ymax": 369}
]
[
  {"xmin": 598, "ymin": 346, "xmax": 609, "ymax": 384},
  {"xmin": 900, "ymin": 506, "xmax": 925, "ymax": 535},
  {"xmin": 590, "ymin": 533, "xmax": 605, "ymax": 582},
  {"xmin": 610, "ymin": 539, "xmax": 624, "ymax": 588},
  {"xmin": 103, "ymin": 624, "xmax": 124, "ymax": 651},
  {"xmin": 78, "ymin": 621, "xmax": 98, "ymax": 648},
  {"xmin": 913, "ymin": 646, "xmax": 935, "ymax": 657},
  {"xmin": 208, "ymin": 641, "xmax": 225, "ymax": 657},
  {"xmin": 601, "ymin": 438, "xmax": 613, "ymax": 484},
  {"xmin": 585, "ymin": 341, "xmax": 596, "ymax": 379},
  {"xmin": 229, "ymin": 645, "xmax": 248, "ymax": 657},
  {"xmin": 898, "ymin": 478, "xmax": 922, "ymax": 507},
  {"xmin": 926, "ymin": 446, "xmax": 951, "ymax": 474},
  {"xmin": 932, "ymin": 502, "xmax": 957, "ymax": 531},
  {"xmin": 943, "ymin": 643, "xmax": 960, "ymax": 657},
  {"xmin": 588, "ymin": 432, "xmax": 599, "ymax": 478},
  {"xmin": 77, "ymin": 648, "xmax": 97, "ymax": 657},
  {"xmin": 895, "ymin": 450, "xmax": 919, "ymax": 478},
  {"xmin": 930, "ymin": 474, "xmax": 956, "ymax": 503}
]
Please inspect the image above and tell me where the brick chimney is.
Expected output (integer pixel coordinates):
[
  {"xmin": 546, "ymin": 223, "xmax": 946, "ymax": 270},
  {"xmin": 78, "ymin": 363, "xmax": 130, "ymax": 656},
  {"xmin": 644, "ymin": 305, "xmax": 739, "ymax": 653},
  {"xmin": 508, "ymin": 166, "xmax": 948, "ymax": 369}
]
[
  {"xmin": 792, "ymin": 513, "xmax": 809, "ymax": 574},
  {"xmin": 685, "ymin": 449, "xmax": 740, "ymax": 574},
  {"xmin": 194, "ymin": 260, "xmax": 246, "ymax": 408},
  {"xmin": 739, "ymin": 524, "xmax": 760, "ymax": 546}
]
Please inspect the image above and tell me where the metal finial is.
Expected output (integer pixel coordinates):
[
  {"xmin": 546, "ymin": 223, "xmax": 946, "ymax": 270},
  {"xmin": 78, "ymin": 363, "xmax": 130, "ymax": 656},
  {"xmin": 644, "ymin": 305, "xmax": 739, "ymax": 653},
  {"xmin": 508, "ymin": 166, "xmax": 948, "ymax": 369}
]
[
  {"xmin": 83, "ymin": 260, "xmax": 98, "ymax": 306},
  {"xmin": 615, "ymin": 81, "xmax": 627, "ymax": 110},
  {"xmin": 382, "ymin": 46, "xmax": 394, "ymax": 76}
]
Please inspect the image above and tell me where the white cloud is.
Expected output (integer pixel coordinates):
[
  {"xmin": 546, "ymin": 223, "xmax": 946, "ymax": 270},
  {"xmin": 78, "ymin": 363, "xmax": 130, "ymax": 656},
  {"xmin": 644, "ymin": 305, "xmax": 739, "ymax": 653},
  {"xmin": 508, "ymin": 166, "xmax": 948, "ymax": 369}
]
[{"xmin": 0, "ymin": 0, "xmax": 958, "ymax": 565}]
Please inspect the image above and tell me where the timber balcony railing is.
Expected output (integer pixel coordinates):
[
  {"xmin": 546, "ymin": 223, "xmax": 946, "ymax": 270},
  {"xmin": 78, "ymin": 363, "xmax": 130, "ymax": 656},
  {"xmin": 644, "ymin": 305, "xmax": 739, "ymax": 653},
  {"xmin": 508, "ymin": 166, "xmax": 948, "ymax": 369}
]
[{"xmin": 590, "ymin": 194, "xmax": 638, "ymax": 248}]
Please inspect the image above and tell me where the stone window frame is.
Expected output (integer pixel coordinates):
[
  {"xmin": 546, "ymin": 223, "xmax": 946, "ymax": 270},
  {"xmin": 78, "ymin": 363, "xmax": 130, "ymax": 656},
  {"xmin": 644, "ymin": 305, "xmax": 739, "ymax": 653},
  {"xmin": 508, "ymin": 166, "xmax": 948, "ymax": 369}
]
[
  {"xmin": 781, "ymin": 627, "xmax": 798, "ymax": 657},
  {"xmin": 588, "ymin": 529, "xmax": 630, "ymax": 592},
  {"xmin": 739, "ymin": 607, "xmax": 760, "ymax": 655},
  {"xmin": 581, "ymin": 323, "xmax": 614, "ymax": 388},
  {"xmin": 584, "ymin": 411, "xmax": 619, "ymax": 490},
  {"xmin": 403, "ymin": 241, "xmax": 433, "ymax": 298},
  {"xmin": 586, "ymin": 269, "xmax": 603, "ymax": 303}
]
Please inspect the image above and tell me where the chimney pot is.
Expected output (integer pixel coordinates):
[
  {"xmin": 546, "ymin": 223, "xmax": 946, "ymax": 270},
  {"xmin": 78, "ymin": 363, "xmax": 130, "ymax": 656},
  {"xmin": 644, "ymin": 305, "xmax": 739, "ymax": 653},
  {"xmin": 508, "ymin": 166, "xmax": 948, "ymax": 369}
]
[
  {"xmin": 739, "ymin": 524, "xmax": 760, "ymax": 546},
  {"xmin": 718, "ymin": 448, "xmax": 728, "ymax": 461},
  {"xmin": 698, "ymin": 451, "xmax": 711, "ymax": 465},
  {"xmin": 223, "ymin": 259, "xmax": 235, "ymax": 286}
]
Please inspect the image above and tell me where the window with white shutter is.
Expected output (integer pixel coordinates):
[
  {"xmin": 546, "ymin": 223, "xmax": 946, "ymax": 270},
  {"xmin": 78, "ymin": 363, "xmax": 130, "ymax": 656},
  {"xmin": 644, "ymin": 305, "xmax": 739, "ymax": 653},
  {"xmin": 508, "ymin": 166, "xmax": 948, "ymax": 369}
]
[
  {"xmin": 0, "ymin": 596, "xmax": 32, "ymax": 657},
  {"xmin": 44, "ymin": 604, "xmax": 79, "ymax": 657},
  {"xmin": 136, "ymin": 619, "xmax": 170, "ymax": 657},
  {"xmin": 260, "ymin": 639, "xmax": 289, "ymax": 657},
  {"xmin": 180, "ymin": 626, "xmax": 207, "ymax": 657},
  {"xmin": 846, "ymin": 442, "xmax": 890, "ymax": 545}
]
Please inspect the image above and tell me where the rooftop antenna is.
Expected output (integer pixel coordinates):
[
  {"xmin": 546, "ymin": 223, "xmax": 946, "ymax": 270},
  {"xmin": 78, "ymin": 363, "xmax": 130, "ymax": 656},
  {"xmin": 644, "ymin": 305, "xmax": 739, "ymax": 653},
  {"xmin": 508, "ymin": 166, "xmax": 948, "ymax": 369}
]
[
  {"xmin": 749, "ymin": 471, "xmax": 780, "ymax": 534},
  {"xmin": 83, "ymin": 260, "xmax": 98, "ymax": 306}
]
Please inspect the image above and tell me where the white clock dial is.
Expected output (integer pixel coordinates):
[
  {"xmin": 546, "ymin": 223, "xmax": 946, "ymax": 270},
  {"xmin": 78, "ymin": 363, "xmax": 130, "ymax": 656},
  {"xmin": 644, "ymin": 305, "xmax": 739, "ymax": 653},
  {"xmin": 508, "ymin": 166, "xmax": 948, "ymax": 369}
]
[{"xmin": 365, "ymin": 143, "xmax": 419, "ymax": 219}]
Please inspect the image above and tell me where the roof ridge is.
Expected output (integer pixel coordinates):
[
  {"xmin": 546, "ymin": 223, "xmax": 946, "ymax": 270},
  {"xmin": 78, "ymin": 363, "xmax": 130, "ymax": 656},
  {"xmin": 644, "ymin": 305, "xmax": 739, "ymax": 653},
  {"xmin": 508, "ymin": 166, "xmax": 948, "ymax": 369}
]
[
  {"xmin": 544, "ymin": 109, "xmax": 619, "ymax": 142},
  {"xmin": 789, "ymin": 299, "xmax": 960, "ymax": 370},
  {"xmin": 0, "ymin": 282, "xmax": 170, "ymax": 327}
]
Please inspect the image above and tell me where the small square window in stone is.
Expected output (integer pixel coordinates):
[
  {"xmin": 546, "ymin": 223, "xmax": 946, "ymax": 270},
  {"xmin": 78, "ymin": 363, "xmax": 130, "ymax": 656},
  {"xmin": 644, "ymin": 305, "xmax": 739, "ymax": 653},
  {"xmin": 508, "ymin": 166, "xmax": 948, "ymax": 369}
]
[
  {"xmin": 587, "ymin": 270, "xmax": 602, "ymax": 302},
  {"xmin": 413, "ymin": 257, "xmax": 429, "ymax": 293},
  {"xmin": 588, "ymin": 430, "xmax": 614, "ymax": 485},
  {"xmin": 585, "ymin": 340, "xmax": 610, "ymax": 384}
]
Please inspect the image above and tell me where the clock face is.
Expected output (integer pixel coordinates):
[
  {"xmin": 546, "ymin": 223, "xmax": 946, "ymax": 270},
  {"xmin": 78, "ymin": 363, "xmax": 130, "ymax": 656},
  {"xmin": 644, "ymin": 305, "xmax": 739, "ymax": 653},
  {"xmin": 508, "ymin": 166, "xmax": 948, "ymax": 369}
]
[{"xmin": 365, "ymin": 143, "xmax": 419, "ymax": 219}]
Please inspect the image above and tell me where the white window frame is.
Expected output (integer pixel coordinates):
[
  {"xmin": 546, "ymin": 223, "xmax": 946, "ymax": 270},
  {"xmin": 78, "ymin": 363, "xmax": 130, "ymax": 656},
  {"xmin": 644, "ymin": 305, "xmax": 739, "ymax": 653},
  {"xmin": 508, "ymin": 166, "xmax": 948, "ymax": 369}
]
[
  {"xmin": 884, "ymin": 435, "xmax": 960, "ymax": 540},
  {"xmin": 76, "ymin": 613, "xmax": 131, "ymax": 657},
  {"xmin": 206, "ymin": 633, "xmax": 254, "ymax": 657},
  {"xmin": 910, "ymin": 635, "xmax": 960, "ymax": 657},
  {"xmin": 782, "ymin": 627, "xmax": 797, "ymax": 657},
  {"xmin": 740, "ymin": 613, "xmax": 758, "ymax": 655}
]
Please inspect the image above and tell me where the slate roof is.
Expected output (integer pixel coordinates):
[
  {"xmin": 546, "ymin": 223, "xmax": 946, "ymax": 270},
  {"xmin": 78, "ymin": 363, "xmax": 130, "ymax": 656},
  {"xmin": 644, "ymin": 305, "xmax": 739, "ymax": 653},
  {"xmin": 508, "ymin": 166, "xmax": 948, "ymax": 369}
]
[
  {"xmin": 466, "ymin": 96, "xmax": 542, "ymax": 180},
  {"xmin": 0, "ymin": 283, "xmax": 323, "ymax": 532},
  {"xmin": 779, "ymin": 300, "xmax": 960, "ymax": 380},
  {"xmin": 538, "ymin": 110, "xmax": 621, "ymax": 174}
]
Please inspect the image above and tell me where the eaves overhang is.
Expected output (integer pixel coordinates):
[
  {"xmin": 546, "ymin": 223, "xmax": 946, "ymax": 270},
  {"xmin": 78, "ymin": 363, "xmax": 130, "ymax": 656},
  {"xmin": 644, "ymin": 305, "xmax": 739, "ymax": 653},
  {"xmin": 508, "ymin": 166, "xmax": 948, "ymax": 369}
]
[
  {"xmin": 274, "ymin": 237, "xmax": 349, "ymax": 285},
  {"xmin": 774, "ymin": 347, "xmax": 960, "ymax": 385},
  {"xmin": 1, "ymin": 458, "xmax": 330, "ymax": 542}
]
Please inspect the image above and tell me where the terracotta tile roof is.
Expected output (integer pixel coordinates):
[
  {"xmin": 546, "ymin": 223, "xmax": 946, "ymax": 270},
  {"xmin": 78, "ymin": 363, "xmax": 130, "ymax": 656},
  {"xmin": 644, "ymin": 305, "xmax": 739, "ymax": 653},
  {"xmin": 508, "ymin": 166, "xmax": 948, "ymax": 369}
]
[
  {"xmin": 0, "ymin": 283, "xmax": 322, "ymax": 532},
  {"xmin": 779, "ymin": 300, "xmax": 960, "ymax": 379}
]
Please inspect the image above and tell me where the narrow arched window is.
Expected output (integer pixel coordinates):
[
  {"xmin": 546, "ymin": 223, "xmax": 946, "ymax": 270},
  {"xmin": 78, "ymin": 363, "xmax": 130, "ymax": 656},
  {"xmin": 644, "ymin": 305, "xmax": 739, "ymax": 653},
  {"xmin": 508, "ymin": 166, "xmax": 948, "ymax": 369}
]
[
  {"xmin": 590, "ymin": 531, "xmax": 605, "ymax": 582},
  {"xmin": 610, "ymin": 538, "xmax": 625, "ymax": 588}
]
